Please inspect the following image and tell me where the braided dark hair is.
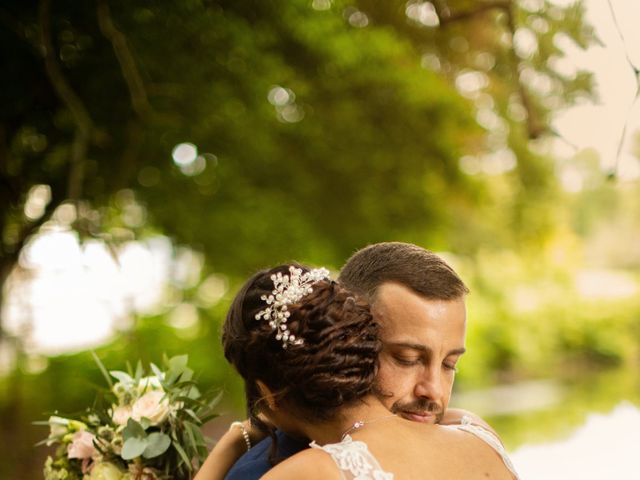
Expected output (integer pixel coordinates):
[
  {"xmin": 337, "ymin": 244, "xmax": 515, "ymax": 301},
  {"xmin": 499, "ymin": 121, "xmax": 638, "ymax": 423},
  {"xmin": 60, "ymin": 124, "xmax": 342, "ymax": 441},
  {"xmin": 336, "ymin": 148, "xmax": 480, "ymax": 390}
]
[{"xmin": 222, "ymin": 264, "xmax": 381, "ymax": 461}]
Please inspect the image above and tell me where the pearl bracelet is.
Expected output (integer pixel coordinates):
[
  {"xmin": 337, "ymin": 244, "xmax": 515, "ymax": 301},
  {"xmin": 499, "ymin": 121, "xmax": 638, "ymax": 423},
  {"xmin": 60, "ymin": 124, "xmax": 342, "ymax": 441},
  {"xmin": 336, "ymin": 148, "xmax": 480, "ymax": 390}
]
[{"xmin": 230, "ymin": 421, "xmax": 252, "ymax": 452}]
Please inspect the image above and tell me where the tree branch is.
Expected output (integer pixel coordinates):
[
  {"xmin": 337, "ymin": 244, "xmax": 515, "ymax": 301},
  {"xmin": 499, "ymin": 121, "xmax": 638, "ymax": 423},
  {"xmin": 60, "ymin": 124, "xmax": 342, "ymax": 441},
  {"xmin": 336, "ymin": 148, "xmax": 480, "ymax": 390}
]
[
  {"xmin": 431, "ymin": 1, "xmax": 544, "ymax": 137},
  {"xmin": 96, "ymin": 0, "xmax": 153, "ymax": 119},
  {"xmin": 38, "ymin": 0, "xmax": 92, "ymax": 203},
  {"xmin": 503, "ymin": 4, "xmax": 545, "ymax": 139},
  {"xmin": 606, "ymin": 0, "xmax": 640, "ymax": 178},
  {"xmin": 435, "ymin": 0, "xmax": 511, "ymax": 26}
]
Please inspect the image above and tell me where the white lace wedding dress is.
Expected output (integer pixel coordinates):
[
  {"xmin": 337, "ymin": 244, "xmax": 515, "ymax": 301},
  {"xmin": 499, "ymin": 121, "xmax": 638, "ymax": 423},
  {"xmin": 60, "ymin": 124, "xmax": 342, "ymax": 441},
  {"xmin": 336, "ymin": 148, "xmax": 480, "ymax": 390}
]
[{"xmin": 309, "ymin": 416, "xmax": 520, "ymax": 480}]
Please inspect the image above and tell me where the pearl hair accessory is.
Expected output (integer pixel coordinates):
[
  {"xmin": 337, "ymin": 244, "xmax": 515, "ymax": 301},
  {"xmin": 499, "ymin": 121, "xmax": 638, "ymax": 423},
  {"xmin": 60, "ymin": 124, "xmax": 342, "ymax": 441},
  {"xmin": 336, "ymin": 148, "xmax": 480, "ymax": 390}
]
[{"xmin": 255, "ymin": 265, "xmax": 330, "ymax": 348}]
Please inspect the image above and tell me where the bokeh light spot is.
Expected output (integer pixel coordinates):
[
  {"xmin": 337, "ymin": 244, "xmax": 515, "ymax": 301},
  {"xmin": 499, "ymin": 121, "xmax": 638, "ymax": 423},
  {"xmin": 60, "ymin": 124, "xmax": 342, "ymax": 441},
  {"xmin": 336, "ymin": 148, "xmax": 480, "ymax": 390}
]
[
  {"xmin": 406, "ymin": 1, "xmax": 439, "ymax": 27},
  {"xmin": 24, "ymin": 184, "xmax": 51, "ymax": 221},
  {"xmin": 172, "ymin": 142, "xmax": 198, "ymax": 167}
]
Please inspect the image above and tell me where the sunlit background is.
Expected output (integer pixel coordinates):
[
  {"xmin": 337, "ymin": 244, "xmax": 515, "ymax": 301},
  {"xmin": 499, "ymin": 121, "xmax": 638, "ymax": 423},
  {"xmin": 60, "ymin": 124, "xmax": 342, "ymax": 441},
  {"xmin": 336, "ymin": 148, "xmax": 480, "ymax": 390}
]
[{"xmin": 1, "ymin": 0, "xmax": 639, "ymax": 478}]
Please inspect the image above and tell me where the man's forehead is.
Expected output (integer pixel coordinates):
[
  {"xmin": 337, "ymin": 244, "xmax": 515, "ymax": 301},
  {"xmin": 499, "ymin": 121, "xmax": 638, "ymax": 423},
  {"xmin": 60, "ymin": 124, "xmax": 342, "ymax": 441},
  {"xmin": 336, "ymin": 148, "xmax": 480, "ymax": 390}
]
[
  {"xmin": 372, "ymin": 283, "xmax": 466, "ymax": 319},
  {"xmin": 372, "ymin": 282, "xmax": 467, "ymax": 345}
]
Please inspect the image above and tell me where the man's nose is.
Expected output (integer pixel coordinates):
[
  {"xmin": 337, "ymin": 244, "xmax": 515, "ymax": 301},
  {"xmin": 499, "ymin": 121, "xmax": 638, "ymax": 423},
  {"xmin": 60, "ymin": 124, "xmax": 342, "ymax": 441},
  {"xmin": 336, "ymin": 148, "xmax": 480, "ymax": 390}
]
[{"xmin": 414, "ymin": 367, "xmax": 443, "ymax": 401}]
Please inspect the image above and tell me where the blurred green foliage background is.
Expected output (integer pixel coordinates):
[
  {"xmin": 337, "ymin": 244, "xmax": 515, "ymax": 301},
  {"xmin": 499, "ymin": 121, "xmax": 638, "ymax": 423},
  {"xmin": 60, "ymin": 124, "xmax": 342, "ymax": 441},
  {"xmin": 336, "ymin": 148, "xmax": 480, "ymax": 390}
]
[{"xmin": 1, "ymin": 0, "xmax": 639, "ymax": 478}]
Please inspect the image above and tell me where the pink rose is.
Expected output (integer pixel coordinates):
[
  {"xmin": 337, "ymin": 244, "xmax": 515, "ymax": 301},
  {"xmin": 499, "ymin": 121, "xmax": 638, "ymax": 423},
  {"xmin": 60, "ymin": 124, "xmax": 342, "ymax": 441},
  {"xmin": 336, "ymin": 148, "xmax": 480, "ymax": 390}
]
[
  {"xmin": 131, "ymin": 390, "xmax": 170, "ymax": 426},
  {"xmin": 111, "ymin": 405, "xmax": 133, "ymax": 426},
  {"xmin": 67, "ymin": 430, "xmax": 96, "ymax": 459}
]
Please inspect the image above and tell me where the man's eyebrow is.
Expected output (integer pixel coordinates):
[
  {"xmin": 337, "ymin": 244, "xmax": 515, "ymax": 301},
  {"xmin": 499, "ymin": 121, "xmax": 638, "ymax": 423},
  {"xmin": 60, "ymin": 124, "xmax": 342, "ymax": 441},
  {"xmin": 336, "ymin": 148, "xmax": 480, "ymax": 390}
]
[
  {"xmin": 385, "ymin": 342, "xmax": 429, "ymax": 353},
  {"xmin": 447, "ymin": 347, "xmax": 466, "ymax": 356},
  {"xmin": 385, "ymin": 343, "xmax": 466, "ymax": 357}
]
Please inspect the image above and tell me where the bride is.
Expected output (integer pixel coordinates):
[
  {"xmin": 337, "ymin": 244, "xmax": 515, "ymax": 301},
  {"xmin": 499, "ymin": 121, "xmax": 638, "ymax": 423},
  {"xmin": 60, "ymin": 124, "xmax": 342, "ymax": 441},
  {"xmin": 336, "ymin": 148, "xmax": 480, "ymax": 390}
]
[{"xmin": 198, "ymin": 264, "xmax": 518, "ymax": 479}]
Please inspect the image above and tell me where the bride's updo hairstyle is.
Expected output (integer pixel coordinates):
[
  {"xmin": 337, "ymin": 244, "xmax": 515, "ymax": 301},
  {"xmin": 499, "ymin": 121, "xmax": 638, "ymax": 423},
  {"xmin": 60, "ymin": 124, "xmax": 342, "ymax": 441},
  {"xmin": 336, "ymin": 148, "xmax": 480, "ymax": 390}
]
[{"xmin": 223, "ymin": 264, "xmax": 381, "ymax": 439}]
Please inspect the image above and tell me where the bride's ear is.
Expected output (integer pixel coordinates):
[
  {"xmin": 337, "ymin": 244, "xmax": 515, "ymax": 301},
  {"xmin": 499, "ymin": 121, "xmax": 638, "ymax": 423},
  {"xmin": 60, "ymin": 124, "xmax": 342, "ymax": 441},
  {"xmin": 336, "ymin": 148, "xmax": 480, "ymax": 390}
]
[{"xmin": 256, "ymin": 380, "xmax": 278, "ymax": 411}]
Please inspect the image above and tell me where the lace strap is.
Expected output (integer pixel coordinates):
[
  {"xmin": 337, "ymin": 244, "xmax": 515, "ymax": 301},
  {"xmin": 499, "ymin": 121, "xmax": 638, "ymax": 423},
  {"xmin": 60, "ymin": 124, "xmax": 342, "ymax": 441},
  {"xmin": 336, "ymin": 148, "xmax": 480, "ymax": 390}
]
[
  {"xmin": 310, "ymin": 435, "xmax": 394, "ymax": 480},
  {"xmin": 448, "ymin": 416, "xmax": 520, "ymax": 479}
]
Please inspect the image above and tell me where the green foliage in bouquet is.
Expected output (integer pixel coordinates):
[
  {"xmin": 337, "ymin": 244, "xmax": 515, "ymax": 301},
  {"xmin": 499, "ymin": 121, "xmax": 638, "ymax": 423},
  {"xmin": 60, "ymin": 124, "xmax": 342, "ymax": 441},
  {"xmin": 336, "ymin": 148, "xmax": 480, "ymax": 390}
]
[{"xmin": 38, "ymin": 353, "xmax": 221, "ymax": 480}]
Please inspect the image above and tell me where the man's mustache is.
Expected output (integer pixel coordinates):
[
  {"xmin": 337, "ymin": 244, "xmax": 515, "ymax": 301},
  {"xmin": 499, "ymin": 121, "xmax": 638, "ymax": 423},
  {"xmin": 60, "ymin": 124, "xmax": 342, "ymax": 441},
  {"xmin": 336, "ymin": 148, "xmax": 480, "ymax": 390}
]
[{"xmin": 391, "ymin": 399, "xmax": 443, "ymax": 419}]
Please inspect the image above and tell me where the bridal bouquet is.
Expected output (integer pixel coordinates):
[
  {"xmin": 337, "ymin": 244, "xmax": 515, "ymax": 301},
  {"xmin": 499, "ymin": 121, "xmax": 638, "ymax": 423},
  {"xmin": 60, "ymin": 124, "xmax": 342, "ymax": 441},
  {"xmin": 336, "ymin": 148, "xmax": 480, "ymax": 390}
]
[{"xmin": 40, "ymin": 354, "xmax": 220, "ymax": 480}]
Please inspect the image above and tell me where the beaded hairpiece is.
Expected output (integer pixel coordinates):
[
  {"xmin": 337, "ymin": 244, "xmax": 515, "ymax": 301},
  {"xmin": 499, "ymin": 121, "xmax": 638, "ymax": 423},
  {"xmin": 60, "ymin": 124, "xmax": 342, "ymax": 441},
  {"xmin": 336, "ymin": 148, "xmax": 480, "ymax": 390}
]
[{"xmin": 255, "ymin": 265, "xmax": 330, "ymax": 348}]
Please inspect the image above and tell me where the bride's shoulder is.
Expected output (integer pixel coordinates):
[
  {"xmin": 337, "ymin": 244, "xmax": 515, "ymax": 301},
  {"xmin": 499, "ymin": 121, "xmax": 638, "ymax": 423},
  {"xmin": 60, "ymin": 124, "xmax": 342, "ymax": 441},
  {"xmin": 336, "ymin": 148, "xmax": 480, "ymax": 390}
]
[
  {"xmin": 440, "ymin": 408, "xmax": 501, "ymax": 439},
  {"xmin": 260, "ymin": 447, "xmax": 341, "ymax": 480}
]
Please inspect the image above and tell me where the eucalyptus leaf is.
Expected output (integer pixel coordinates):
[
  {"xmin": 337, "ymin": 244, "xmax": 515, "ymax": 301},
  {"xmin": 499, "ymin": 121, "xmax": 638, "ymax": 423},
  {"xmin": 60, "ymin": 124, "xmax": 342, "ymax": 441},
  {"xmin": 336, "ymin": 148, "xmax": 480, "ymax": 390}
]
[
  {"xmin": 165, "ymin": 370, "xmax": 180, "ymax": 387},
  {"xmin": 139, "ymin": 417, "xmax": 151, "ymax": 430},
  {"xmin": 181, "ymin": 368, "xmax": 194, "ymax": 382},
  {"xmin": 123, "ymin": 418, "xmax": 146, "ymax": 440},
  {"xmin": 143, "ymin": 432, "xmax": 171, "ymax": 458},
  {"xmin": 186, "ymin": 385, "xmax": 200, "ymax": 399},
  {"xmin": 122, "ymin": 437, "xmax": 148, "ymax": 460},
  {"xmin": 169, "ymin": 355, "xmax": 189, "ymax": 370}
]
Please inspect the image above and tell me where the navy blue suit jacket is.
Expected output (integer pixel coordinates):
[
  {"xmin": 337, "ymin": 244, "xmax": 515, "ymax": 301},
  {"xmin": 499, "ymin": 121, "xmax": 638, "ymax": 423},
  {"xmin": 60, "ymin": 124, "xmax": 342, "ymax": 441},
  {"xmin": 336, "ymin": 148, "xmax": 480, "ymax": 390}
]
[{"xmin": 225, "ymin": 430, "xmax": 308, "ymax": 480}]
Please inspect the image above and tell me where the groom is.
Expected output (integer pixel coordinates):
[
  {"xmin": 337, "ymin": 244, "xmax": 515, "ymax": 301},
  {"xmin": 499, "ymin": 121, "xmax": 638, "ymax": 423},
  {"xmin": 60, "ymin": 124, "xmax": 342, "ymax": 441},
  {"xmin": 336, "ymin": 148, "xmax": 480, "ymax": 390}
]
[{"xmin": 224, "ymin": 242, "xmax": 494, "ymax": 479}]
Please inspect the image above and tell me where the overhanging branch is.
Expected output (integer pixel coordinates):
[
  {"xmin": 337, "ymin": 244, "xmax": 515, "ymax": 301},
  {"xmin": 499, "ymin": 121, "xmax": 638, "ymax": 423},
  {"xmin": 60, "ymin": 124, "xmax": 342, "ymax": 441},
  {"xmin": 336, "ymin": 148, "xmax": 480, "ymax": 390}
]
[
  {"xmin": 97, "ymin": 0, "xmax": 153, "ymax": 119},
  {"xmin": 435, "ymin": 0, "xmax": 511, "ymax": 26},
  {"xmin": 606, "ymin": 0, "xmax": 640, "ymax": 178},
  {"xmin": 38, "ymin": 0, "xmax": 93, "ymax": 203},
  {"xmin": 503, "ymin": 4, "xmax": 545, "ymax": 139},
  {"xmin": 435, "ymin": 0, "xmax": 544, "ymax": 139}
]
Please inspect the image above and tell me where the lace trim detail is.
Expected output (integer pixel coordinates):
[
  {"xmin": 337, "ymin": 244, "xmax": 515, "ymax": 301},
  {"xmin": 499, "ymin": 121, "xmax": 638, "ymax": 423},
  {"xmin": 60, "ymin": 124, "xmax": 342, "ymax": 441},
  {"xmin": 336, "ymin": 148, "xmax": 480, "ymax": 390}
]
[
  {"xmin": 449, "ymin": 415, "xmax": 520, "ymax": 479},
  {"xmin": 310, "ymin": 435, "xmax": 394, "ymax": 480}
]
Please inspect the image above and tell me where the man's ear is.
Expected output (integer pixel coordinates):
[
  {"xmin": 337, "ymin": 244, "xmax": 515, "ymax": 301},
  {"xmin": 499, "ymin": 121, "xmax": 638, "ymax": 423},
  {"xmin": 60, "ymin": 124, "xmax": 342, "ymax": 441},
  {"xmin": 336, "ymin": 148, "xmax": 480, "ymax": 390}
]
[{"xmin": 256, "ymin": 380, "xmax": 277, "ymax": 411}]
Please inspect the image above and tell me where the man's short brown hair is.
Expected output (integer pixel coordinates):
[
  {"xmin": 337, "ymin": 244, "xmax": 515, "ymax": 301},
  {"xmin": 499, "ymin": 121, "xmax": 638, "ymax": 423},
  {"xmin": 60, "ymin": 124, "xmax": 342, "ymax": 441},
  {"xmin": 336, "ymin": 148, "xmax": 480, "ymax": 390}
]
[{"xmin": 338, "ymin": 242, "xmax": 469, "ymax": 301}]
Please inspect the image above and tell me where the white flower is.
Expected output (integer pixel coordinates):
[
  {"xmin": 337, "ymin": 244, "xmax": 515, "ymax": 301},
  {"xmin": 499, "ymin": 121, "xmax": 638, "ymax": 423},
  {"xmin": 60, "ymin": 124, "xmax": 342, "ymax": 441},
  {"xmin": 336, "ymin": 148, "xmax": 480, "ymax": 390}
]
[
  {"xmin": 67, "ymin": 430, "xmax": 96, "ymax": 459},
  {"xmin": 111, "ymin": 405, "xmax": 133, "ymax": 426},
  {"xmin": 47, "ymin": 416, "xmax": 70, "ymax": 445},
  {"xmin": 84, "ymin": 461, "xmax": 125, "ymax": 480},
  {"xmin": 131, "ymin": 390, "xmax": 170, "ymax": 426}
]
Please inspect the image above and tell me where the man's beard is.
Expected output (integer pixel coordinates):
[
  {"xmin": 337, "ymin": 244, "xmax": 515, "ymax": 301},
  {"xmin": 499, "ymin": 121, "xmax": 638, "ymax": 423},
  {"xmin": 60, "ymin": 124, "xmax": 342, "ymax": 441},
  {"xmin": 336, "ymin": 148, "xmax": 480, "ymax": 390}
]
[{"xmin": 390, "ymin": 398, "xmax": 444, "ymax": 424}]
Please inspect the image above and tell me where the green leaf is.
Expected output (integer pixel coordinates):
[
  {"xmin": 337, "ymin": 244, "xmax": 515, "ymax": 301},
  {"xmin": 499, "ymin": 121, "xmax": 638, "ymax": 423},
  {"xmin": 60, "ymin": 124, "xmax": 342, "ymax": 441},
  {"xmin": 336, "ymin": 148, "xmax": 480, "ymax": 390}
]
[
  {"xmin": 169, "ymin": 354, "xmax": 188, "ymax": 370},
  {"xmin": 172, "ymin": 440, "xmax": 192, "ymax": 470},
  {"xmin": 109, "ymin": 370, "xmax": 134, "ymax": 384},
  {"xmin": 183, "ymin": 420, "xmax": 198, "ymax": 451},
  {"xmin": 197, "ymin": 413, "xmax": 221, "ymax": 425},
  {"xmin": 135, "ymin": 360, "xmax": 145, "ymax": 381},
  {"xmin": 182, "ymin": 408, "xmax": 201, "ymax": 424},
  {"xmin": 138, "ymin": 417, "xmax": 151, "ymax": 430},
  {"xmin": 203, "ymin": 389, "xmax": 224, "ymax": 408},
  {"xmin": 150, "ymin": 363, "xmax": 164, "ymax": 380},
  {"xmin": 122, "ymin": 418, "xmax": 146, "ymax": 440},
  {"xmin": 185, "ymin": 385, "xmax": 200, "ymax": 399},
  {"xmin": 165, "ymin": 370, "xmax": 181, "ymax": 387},
  {"xmin": 142, "ymin": 432, "xmax": 171, "ymax": 459},
  {"xmin": 122, "ymin": 437, "xmax": 148, "ymax": 460},
  {"xmin": 185, "ymin": 420, "xmax": 205, "ymax": 451},
  {"xmin": 91, "ymin": 351, "xmax": 113, "ymax": 389},
  {"xmin": 171, "ymin": 381, "xmax": 200, "ymax": 396},
  {"xmin": 180, "ymin": 368, "xmax": 194, "ymax": 382}
]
